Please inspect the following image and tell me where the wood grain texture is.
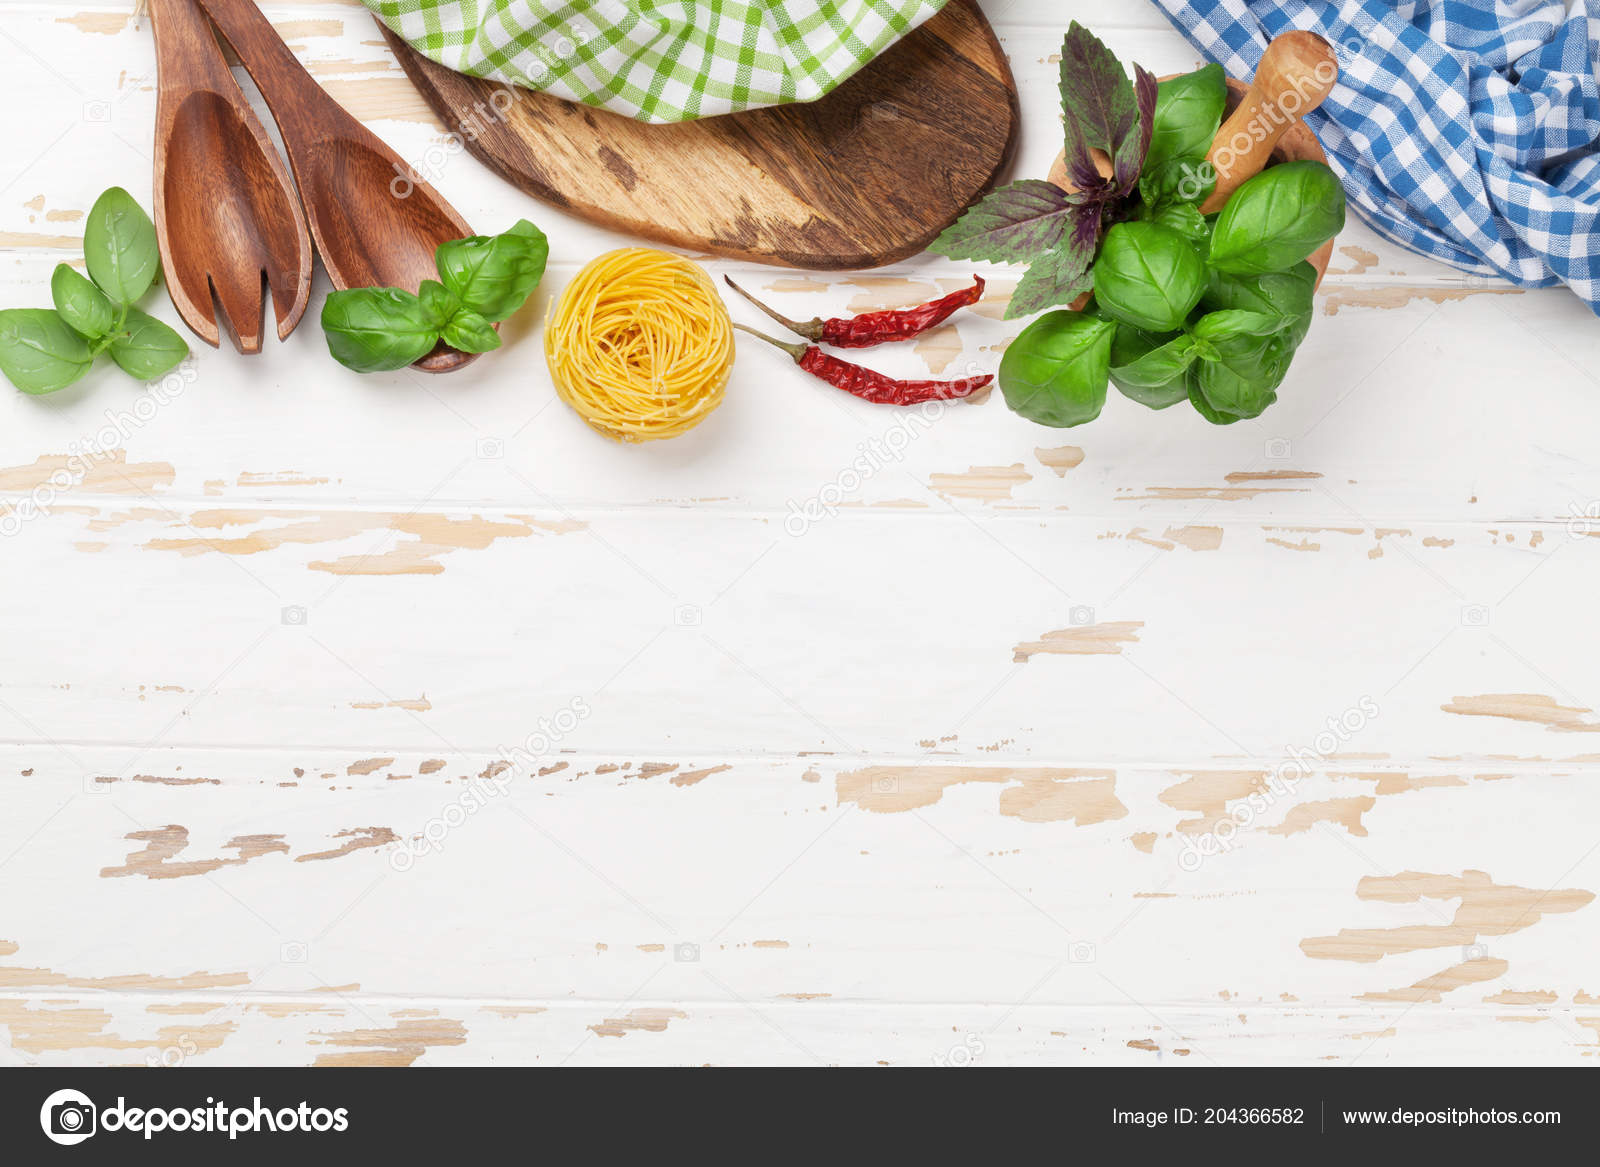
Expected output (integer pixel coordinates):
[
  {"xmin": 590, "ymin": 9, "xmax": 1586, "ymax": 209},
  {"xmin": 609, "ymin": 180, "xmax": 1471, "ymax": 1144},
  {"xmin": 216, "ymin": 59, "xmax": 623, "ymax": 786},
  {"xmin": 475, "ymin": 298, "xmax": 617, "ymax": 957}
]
[
  {"xmin": 378, "ymin": 0, "xmax": 1019, "ymax": 269},
  {"xmin": 2, "ymin": 0, "xmax": 1598, "ymax": 1067},
  {"xmin": 196, "ymin": 0, "xmax": 480, "ymax": 371},
  {"xmin": 150, "ymin": 0, "xmax": 312, "ymax": 352}
]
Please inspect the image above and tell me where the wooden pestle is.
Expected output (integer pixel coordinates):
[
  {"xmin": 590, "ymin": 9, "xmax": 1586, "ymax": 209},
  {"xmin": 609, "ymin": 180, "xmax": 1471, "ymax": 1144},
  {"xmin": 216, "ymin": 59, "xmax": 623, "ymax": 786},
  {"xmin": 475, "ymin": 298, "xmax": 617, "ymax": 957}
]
[{"xmin": 1199, "ymin": 31, "xmax": 1338, "ymax": 214}]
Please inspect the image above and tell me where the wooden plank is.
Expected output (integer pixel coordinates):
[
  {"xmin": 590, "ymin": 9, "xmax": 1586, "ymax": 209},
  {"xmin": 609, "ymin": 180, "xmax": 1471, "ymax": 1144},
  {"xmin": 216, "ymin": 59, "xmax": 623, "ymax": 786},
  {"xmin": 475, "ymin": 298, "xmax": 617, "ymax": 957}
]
[
  {"xmin": 2, "ymin": 747, "xmax": 1597, "ymax": 1064},
  {"xmin": 0, "ymin": 504, "xmax": 1597, "ymax": 761}
]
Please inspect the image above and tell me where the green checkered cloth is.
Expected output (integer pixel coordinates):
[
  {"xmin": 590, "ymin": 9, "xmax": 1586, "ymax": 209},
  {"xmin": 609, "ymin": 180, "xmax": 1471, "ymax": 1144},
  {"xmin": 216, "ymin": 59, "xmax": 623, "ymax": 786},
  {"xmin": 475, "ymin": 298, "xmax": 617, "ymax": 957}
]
[{"xmin": 365, "ymin": 0, "xmax": 949, "ymax": 123}]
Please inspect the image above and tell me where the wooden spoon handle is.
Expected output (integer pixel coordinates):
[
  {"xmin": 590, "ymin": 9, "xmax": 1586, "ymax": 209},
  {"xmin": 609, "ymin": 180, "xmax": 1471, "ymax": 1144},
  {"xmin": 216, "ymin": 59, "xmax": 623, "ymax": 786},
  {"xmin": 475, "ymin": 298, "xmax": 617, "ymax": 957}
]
[
  {"xmin": 148, "ymin": 0, "xmax": 235, "ymax": 92},
  {"xmin": 195, "ymin": 0, "xmax": 358, "ymax": 144},
  {"xmin": 1199, "ymin": 31, "xmax": 1337, "ymax": 214}
]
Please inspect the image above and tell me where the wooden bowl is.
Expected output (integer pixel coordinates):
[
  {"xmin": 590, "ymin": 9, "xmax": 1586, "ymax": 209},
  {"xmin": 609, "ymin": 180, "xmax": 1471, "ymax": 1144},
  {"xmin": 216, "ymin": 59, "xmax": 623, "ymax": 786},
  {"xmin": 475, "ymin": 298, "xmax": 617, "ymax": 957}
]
[{"xmin": 1048, "ymin": 77, "xmax": 1336, "ymax": 293}]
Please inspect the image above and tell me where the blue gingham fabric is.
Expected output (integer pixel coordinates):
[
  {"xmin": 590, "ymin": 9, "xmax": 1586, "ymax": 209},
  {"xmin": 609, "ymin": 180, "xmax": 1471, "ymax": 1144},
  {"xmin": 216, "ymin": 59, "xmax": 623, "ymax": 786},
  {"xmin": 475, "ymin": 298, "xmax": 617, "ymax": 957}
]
[{"xmin": 1152, "ymin": 1, "xmax": 1600, "ymax": 312}]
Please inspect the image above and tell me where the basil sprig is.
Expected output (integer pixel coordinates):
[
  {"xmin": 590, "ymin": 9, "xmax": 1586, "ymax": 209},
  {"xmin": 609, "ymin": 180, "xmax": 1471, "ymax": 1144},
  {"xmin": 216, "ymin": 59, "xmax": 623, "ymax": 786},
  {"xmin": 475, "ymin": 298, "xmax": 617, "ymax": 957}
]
[
  {"xmin": 321, "ymin": 219, "xmax": 548, "ymax": 373},
  {"xmin": 931, "ymin": 22, "xmax": 1159, "ymax": 320},
  {"xmin": 0, "ymin": 187, "xmax": 188, "ymax": 395},
  {"xmin": 935, "ymin": 21, "xmax": 1346, "ymax": 430}
]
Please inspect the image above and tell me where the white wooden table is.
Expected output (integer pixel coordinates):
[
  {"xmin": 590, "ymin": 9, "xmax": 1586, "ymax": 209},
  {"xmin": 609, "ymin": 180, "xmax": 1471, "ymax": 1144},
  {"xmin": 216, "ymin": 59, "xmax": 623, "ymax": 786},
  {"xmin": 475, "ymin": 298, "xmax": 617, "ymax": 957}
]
[{"xmin": 3, "ymin": 0, "xmax": 1598, "ymax": 1067}]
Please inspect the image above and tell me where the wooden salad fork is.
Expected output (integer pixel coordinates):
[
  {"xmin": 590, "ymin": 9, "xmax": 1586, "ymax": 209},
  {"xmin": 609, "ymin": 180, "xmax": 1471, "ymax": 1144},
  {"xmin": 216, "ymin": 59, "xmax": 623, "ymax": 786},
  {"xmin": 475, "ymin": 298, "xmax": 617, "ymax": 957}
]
[
  {"xmin": 195, "ymin": 0, "xmax": 481, "ymax": 372},
  {"xmin": 150, "ymin": 0, "xmax": 311, "ymax": 353}
]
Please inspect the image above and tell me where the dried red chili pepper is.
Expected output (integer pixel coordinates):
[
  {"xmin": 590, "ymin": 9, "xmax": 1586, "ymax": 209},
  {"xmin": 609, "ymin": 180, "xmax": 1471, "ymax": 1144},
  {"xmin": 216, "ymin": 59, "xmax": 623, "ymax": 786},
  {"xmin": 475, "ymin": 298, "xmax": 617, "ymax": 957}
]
[
  {"xmin": 724, "ymin": 275, "xmax": 985, "ymax": 348},
  {"xmin": 733, "ymin": 325, "xmax": 992, "ymax": 406}
]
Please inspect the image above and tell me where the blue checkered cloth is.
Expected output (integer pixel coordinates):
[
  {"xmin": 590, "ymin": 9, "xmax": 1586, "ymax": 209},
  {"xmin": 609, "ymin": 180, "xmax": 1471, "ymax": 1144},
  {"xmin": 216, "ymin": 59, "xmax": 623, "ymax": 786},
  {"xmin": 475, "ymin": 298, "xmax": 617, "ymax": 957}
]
[{"xmin": 1152, "ymin": 1, "xmax": 1600, "ymax": 312}]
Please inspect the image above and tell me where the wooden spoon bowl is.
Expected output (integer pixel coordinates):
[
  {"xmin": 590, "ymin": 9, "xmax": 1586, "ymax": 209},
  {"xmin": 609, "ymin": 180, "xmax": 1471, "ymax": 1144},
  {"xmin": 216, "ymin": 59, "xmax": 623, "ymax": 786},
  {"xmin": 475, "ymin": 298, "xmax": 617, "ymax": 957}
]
[
  {"xmin": 151, "ymin": 0, "xmax": 312, "ymax": 353},
  {"xmin": 198, "ymin": 0, "xmax": 481, "ymax": 373},
  {"xmin": 291, "ymin": 138, "xmax": 464, "ymax": 293}
]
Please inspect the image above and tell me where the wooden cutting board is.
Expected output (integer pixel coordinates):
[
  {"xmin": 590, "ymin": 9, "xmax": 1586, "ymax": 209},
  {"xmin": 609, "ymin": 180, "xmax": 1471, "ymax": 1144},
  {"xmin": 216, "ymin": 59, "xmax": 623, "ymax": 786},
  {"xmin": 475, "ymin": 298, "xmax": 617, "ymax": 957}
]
[{"xmin": 378, "ymin": 0, "xmax": 1017, "ymax": 269}]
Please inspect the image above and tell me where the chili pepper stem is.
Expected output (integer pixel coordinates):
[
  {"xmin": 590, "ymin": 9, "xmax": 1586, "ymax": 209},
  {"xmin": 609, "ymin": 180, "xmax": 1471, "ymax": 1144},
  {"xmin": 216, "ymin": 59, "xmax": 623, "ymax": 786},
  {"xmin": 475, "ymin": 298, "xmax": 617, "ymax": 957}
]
[
  {"xmin": 723, "ymin": 277, "xmax": 824, "ymax": 341},
  {"xmin": 731, "ymin": 322, "xmax": 809, "ymax": 363}
]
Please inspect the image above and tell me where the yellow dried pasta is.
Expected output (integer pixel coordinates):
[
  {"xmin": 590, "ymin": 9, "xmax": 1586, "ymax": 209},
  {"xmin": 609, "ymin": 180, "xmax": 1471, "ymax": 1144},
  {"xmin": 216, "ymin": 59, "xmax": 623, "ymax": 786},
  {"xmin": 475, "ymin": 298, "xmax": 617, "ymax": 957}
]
[{"xmin": 545, "ymin": 249, "xmax": 734, "ymax": 442}]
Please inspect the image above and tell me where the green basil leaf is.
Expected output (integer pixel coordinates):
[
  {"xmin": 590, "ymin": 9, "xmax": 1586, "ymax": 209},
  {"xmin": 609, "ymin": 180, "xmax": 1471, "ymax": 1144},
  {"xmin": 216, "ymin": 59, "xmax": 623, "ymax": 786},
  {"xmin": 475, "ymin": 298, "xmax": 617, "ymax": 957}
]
[
  {"xmin": 108, "ymin": 308, "xmax": 189, "ymax": 381},
  {"xmin": 440, "ymin": 309, "xmax": 501, "ymax": 354},
  {"xmin": 51, "ymin": 263, "xmax": 116, "ymax": 338},
  {"xmin": 1092, "ymin": 221, "xmax": 1207, "ymax": 332},
  {"xmin": 83, "ymin": 186, "xmax": 160, "ymax": 306},
  {"xmin": 418, "ymin": 279, "xmax": 460, "ymax": 327},
  {"xmin": 1263, "ymin": 327, "xmax": 1304, "ymax": 383},
  {"xmin": 1188, "ymin": 367, "xmax": 1243, "ymax": 425},
  {"xmin": 434, "ymin": 219, "xmax": 549, "ymax": 323},
  {"xmin": 321, "ymin": 287, "xmax": 442, "ymax": 373},
  {"xmin": 1208, "ymin": 161, "xmax": 1346, "ymax": 275},
  {"xmin": 1190, "ymin": 310, "xmax": 1294, "ymax": 419},
  {"xmin": 1139, "ymin": 156, "xmax": 1215, "ymax": 212},
  {"xmin": 0, "ymin": 308, "xmax": 95, "ymax": 394},
  {"xmin": 1191, "ymin": 309, "xmax": 1288, "ymax": 343},
  {"xmin": 997, "ymin": 310, "xmax": 1115, "ymax": 428},
  {"xmin": 1110, "ymin": 332, "xmax": 1198, "ymax": 409},
  {"xmin": 1197, "ymin": 357, "xmax": 1279, "ymax": 419},
  {"xmin": 1202, "ymin": 261, "xmax": 1317, "ymax": 349},
  {"xmin": 1146, "ymin": 64, "xmax": 1227, "ymax": 174},
  {"xmin": 1109, "ymin": 321, "xmax": 1176, "ymax": 366},
  {"xmin": 1148, "ymin": 202, "xmax": 1208, "ymax": 243},
  {"xmin": 1281, "ymin": 306, "xmax": 1314, "ymax": 352},
  {"xmin": 1201, "ymin": 262, "xmax": 1314, "ymax": 316}
]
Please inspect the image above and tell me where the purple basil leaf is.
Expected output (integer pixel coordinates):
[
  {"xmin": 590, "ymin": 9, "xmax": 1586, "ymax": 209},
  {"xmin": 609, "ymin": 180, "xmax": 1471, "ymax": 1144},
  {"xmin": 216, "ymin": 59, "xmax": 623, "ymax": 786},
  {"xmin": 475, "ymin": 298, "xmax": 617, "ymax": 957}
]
[
  {"xmin": 1004, "ymin": 204, "xmax": 1102, "ymax": 320},
  {"xmin": 931, "ymin": 180, "xmax": 1079, "ymax": 264},
  {"xmin": 1059, "ymin": 107, "xmax": 1103, "ymax": 195},
  {"xmin": 1069, "ymin": 198, "xmax": 1104, "ymax": 254},
  {"xmin": 1113, "ymin": 65, "xmax": 1159, "ymax": 194},
  {"xmin": 1058, "ymin": 22, "xmax": 1137, "ymax": 157},
  {"xmin": 1063, "ymin": 180, "xmax": 1117, "ymax": 208}
]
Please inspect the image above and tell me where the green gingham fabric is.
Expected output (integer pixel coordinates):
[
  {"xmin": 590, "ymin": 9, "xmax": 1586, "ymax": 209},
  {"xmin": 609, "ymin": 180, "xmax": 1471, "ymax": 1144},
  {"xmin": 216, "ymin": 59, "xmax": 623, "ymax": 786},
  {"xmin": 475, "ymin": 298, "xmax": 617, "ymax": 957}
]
[{"xmin": 365, "ymin": 0, "xmax": 950, "ymax": 123}]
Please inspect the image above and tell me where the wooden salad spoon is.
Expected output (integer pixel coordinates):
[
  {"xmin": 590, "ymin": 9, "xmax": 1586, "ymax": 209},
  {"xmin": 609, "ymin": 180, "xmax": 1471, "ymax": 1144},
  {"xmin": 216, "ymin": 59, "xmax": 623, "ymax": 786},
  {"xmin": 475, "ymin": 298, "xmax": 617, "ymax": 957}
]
[
  {"xmin": 195, "ymin": 0, "xmax": 480, "ymax": 373},
  {"xmin": 150, "ymin": 0, "xmax": 311, "ymax": 353},
  {"xmin": 1199, "ymin": 31, "xmax": 1338, "ymax": 213}
]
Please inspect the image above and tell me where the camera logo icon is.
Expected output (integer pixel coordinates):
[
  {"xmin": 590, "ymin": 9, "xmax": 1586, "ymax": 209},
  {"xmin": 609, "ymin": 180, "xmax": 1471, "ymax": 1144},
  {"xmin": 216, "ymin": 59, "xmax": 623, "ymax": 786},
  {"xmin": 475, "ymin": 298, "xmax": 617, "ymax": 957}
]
[
  {"xmin": 673, "ymin": 604, "xmax": 702, "ymax": 627},
  {"xmin": 1068, "ymin": 605, "xmax": 1096, "ymax": 627},
  {"xmin": 281, "ymin": 605, "xmax": 308, "ymax": 626},
  {"xmin": 1460, "ymin": 604, "xmax": 1490, "ymax": 628},
  {"xmin": 673, "ymin": 942, "xmax": 700, "ymax": 963},
  {"xmin": 476, "ymin": 437, "xmax": 505, "ymax": 460},
  {"xmin": 40, "ymin": 1088, "xmax": 96, "ymax": 1146},
  {"xmin": 1265, "ymin": 438, "xmax": 1292, "ymax": 460},
  {"xmin": 82, "ymin": 100, "xmax": 111, "ymax": 122}
]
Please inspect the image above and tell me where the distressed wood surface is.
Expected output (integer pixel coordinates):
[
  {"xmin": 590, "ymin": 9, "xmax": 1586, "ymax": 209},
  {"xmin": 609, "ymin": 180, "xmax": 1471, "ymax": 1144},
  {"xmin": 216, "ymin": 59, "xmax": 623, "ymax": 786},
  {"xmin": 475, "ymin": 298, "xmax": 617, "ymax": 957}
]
[{"xmin": 2, "ymin": 0, "xmax": 1598, "ymax": 1066}]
